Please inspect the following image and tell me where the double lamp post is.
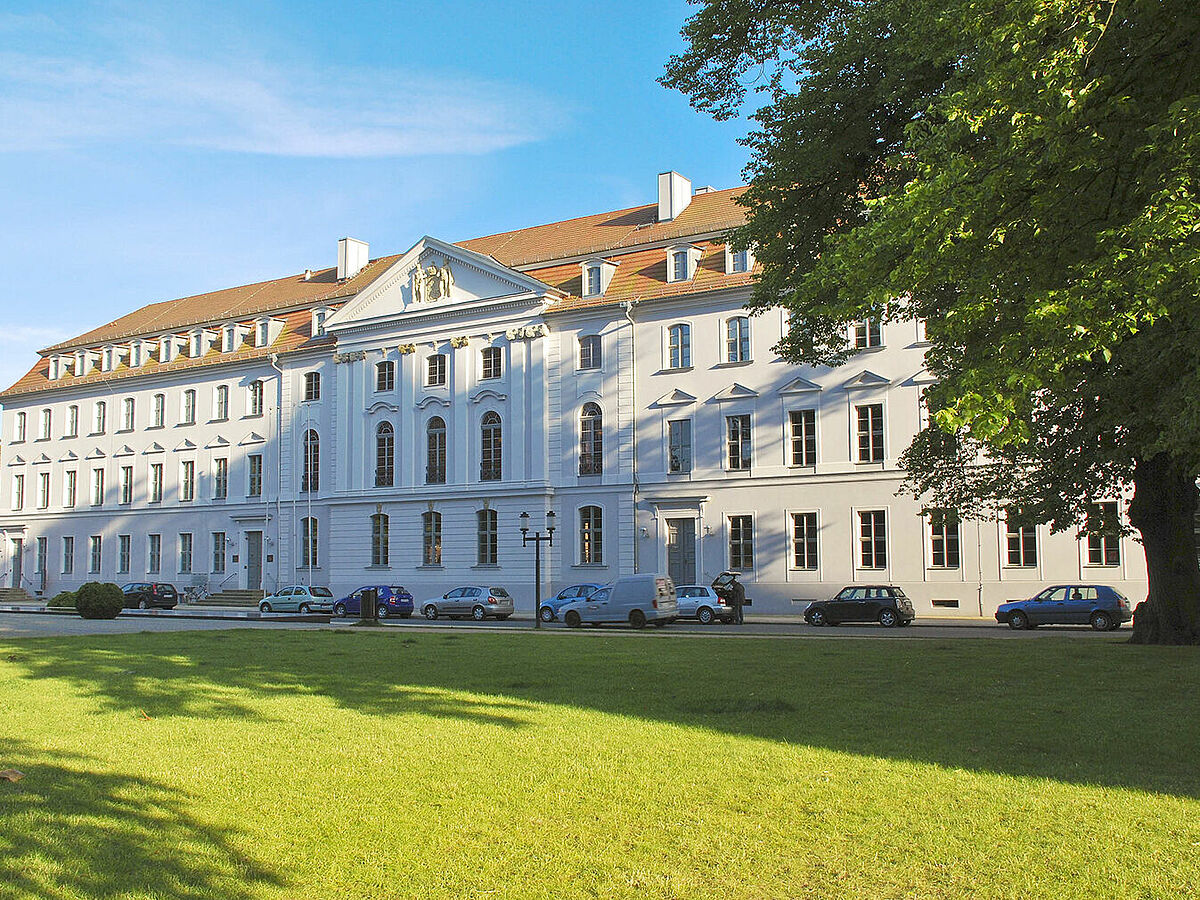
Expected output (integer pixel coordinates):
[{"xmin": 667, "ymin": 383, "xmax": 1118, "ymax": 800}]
[{"xmin": 519, "ymin": 510, "xmax": 555, "ymax": 629}]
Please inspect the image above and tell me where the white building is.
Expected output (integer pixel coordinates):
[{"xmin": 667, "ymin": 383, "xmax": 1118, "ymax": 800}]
[{"xmin": 0, "ymin": 173, "xmax": 1147, "ymax": 615}]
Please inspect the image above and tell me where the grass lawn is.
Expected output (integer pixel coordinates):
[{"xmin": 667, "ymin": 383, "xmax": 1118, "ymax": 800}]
[{"xmin": 0, "ymin": 629, "xmax": 1197, "ymax": 899}]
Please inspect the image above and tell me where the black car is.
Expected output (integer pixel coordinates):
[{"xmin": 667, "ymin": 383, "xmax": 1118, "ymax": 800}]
[
  {"xmin": 804, "ymin": 585, "xmax": 915, "ymax": 627},
  {"xmin": 121, "ymin": 582, "xmax": 179, "ymax": 610}
]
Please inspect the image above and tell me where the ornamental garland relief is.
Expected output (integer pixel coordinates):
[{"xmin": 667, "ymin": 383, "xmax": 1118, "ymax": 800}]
[{"xmin": 505, "ymin": 324, "xmax": 549, "ymax": 341}]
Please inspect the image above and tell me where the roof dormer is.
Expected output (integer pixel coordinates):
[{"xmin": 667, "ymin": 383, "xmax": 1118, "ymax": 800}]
[
  {"xmin": 666, "ymin": 244, "xmax": 702, "ymax": 283},
  {"xmin": 189, "ymin": 328, "xmax": 216, "ymax": 359},
  {"xmin": 48, "ymin": 355, "xmax": 64, "ymax": 380},
  {"xmin": 128, "ymin": 339, "xmax": 153, "ymax": 368},
  {"xmin": 311, "ymin": 306, "xmax": 332, "ymax": 338},
  {"xmin": 255, "ymin": 316, "xmax": 284, "ymax": 349},
  {"xmin": 725, "ymin": 244, "xmax": 755, "ymax": 275},
  {"xmin": 73, "ymin": 349, "xmax": 94, "ymax": 377},
  {"xmin": 159, "ymin": 334, "xmax": 183, "ymax": 364},
  {"xmin": 580, "ymin": 258, "xmax": 618, "ymax": 299},
  {"xmin": 221, "ymin": 323, "xmax": 249, "ymax": 353}
]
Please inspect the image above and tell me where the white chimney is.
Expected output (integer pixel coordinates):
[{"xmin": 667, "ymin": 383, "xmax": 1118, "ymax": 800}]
[
  {"xmin": 337, "ymin": 237, "xmax": 370, "ymax": 280},
  {"xmin": 657, "ymin": 171, "xmax": 692, "ymax": 222}
]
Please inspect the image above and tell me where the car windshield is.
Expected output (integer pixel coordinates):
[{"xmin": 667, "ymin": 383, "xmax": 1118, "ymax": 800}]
[{"xmin": 310, "ymin": 587, "xmax": 334, "ymax": 597}]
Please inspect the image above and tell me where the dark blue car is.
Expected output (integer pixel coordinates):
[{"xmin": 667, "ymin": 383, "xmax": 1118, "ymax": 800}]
[
  {"xmin": 995, "ymin": 584, "xmax": 1133, "ymax": 631},
  {"xmin": 333, "ymin": 585, "xmax": 414, "ymax": 619}
]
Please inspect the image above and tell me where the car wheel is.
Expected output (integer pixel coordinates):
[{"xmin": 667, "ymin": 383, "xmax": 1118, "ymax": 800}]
[
  {"xmin": 139, "ymin": 599, "xmax": 149, "ymax": 610},
  {"xmin": 564, "ymin": 610, "xmax": 582, "ymax": 628},
  {"xmin": 1008, "ymin": 611, "xmax": 1029, "ymax": 630},
  {"xmin": 629, "ymin": 609, "xmax": 647, "ymax": 629},
  {"xmin": 377, "ymin": 604, "xmax": 389, "ymax": 619},
  {"xmin": 879, "ymin": 609, "xmax": 899, "ymax": 627},
  {"xmin": 808, "ymin": 608, "xmax": 826, "ymax": 627},
  {"xmin": 472, "ymin": 605, "xmax": 486, "ymax": 621},
  {"xmin": 539, "ymin": 606, "xmax": 555, "ymax": 622},
  {"xmin": 259, "ymin": 602, "xmax": 272, "ymax": 613},
  {"xmin": 333, "ymin": 603, "xmax": 347, "ymax": 617},
  {"xmin": 1091, "ymin": 611, "xmax": 1113, "ymax": 631},
  {"xmin": 423, "ymin": 605, "xmax": 438, "ymax": 620},
  {"xmin": 298, "ymin": 603, "xmax": 311, "ymax": 614},
  {"xmin": 697, "ymin": 606, "xmax": 714, "ymax": 625}
]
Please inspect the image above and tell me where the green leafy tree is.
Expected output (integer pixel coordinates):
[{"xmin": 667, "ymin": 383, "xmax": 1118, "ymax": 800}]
[{"xmin": 663, "ymin": 0, "xmax": 1200, "ymax": 643}]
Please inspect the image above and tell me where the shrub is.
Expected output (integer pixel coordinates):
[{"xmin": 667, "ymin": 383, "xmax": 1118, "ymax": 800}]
[
  {"xmin": 49, "ymin": 591, "xmax": 76, "ymax": 608},
  {"xmin": 75, "ymin": 582, "xmax": 124, "ymax": 619}
]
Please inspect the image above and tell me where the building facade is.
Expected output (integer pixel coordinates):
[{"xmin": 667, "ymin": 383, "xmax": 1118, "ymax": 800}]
[{"xmin": 0, "ymin": 173, "xmax": 1147, "ymax": 615}]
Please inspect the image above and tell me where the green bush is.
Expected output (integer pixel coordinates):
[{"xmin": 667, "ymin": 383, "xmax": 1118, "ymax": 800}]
[
  {"xmin": 49, "ymin": 591, "xmax": 76, "ymax": 609},
  {"xmin": 74, "ymin": 582, "xmax": 124, "ymax": 619}
]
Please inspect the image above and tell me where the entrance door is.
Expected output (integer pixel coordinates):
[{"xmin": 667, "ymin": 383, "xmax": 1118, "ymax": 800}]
[
  {"xmin": 246, "ymin": 532, "xmax": 263, "ymax": 590},
  {"xmin": 666, "ymin": 519, "xmax": 696, "ymax": 585},
  {"xmin": 9, "ymin": 539, "xmax": 22, "ymax": 588}
]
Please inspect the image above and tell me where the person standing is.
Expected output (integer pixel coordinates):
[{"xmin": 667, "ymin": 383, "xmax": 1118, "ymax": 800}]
[{"xmin": 730, "ymin": 575, "xmax": 746, "ymax": 625}]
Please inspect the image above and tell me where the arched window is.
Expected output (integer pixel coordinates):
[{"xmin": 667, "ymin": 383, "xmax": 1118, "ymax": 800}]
[
  {"xmin": 668, "ymin": 323, "xmax": 691, "ymax": 369},
  {"xmin": 302, "ymin": 430, "xmax": 320, "ymax": 492},
  {"xmin": 726, "ymin": 316, "xmax": 751, "ymax": 362},
  {"xmin": 580, "ymin": 403, "xmax": 602, "ymax": 475},
  {"xmin": 301, "ymin": 517, "xmax": 317, "ymax": 568},
  {"xmin": 426, "ymin": 417, "xmax": 446, "ymax": 484},
  {"xmin": 477, "ymin": 508, "xmax": 498, "ymax": 565},
  {"xmin": 371, "ymin": 513, "xmax": 389, "ymax": 566},
  {"xmin": 375, "ymin": 422, "xmax": 395, "ymax": 487},
  {"xmin": 422, "ymin": 511, "xmax": 442, "ymax": 566},
  {"xmin": 580, "ymin": 506, "xmax": 603, "ymax": 564},
  {"xmin": 480, "ymin": 412, "xmax": 502, "ymax": 481}
]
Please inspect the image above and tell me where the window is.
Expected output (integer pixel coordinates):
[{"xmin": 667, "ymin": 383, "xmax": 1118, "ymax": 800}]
[
  {"xmin": 301, "ymin": 517, "xmax": 317, "ymax": 568},
  {"xmin": 222, "ymin": 327, "xmax": 236, "ymax": 353},
  {"xmin": 671, "ymin": 249, "xmax": 689, "ymax": 282},
  {"xmin": 15, "ymin": 412, "xmax": 26, "ymax": 442},
  {"xmin": 579, "ymin": 403, "xmax": 603, "ymax": 475},
  {"xmin": 67, "ymin": 405, "xmax": 79, "ymax": 437},
  {"xmin": 422, "ymin": 511, "xmax": 442, "ymax": 566},
  {"xmin": 586, "ymin": 265, "xmax": 602, "ymax": 297},
  {"xmin": 37, "ymin": 472, "xmax": 49, "ymax": 509},
  {"xmin": 726, "ymin": 414, "xmax": 752, "ymax": 470},
  {"xmin": 668, "ymin": 420, "xmax": 692, "ymax": 474},
  {"xmin": 302, "ymin": 431, "xmax": 320, "ymax": 492},
  {"xmin": 182, "ymin": 390, "xmax": 196, "ymax": 425},
  {"xmin": 91, "ymin": 468, "xmax": 104, "ymax": 506},
  {"xmin": 180, "ymin": 461, "xmax": 195, "ymax": 502},
  {"xmin": 477, "ymin": 508, "xmax": 498, "ymax": 565},
  {"xmin": 36, "ymin": 537, "xmax": 47, "ymax": 576},
  {"xmin": 480, "ymin": 412, "xmax": 502, "ymax": 481},
  {"xmin": 248, "ymin": 455, "xmax": 263, "ymax": 497},
  {"xmin": 249, "ymin": 381, "xmax": 264, "ymax": 417},
  {"xmin": 120, "ymin": 465, "xmax": 133, "ymax": 505},
  {"xmin": 64, "ymin": 470, "xmax": 77, "ymax": 508},
  {"xmin": 789, "ymin": 409, "xmax": 817, "ymax": 467},
  {"xmin": 730, "ymin": 248, "xmax": 750, "ymax": 273},
  {"xmin": 179, "ymin": 533, "xmax": 193, "ymax": 574},
  {"xmin": 1087, "ymin": 502, "xmax": 1121, "ymax": 566},
  {"xmin": 130, "ymin": 342, "xmax": 143, "ymax": 366},
  {"xmin": 930, "ymin": 510, "xmax": 961, "ymax": 568},
  {"xmin": 578, "ymin": 335, "xmax": 601, "ymax": 370},
  {"xmin": 190, "ymin": 332, "xmax": 204, "ymax": 358},
  {"xmin": 426, "ymin": 354, "xmax": 447, "ymax": 387},
  {"xmin": 160, "ymin": 336, "xmax": 176, "ymax": 363},
  {"xmin": 39, "ymin": 408, "xmax": 51, "ymax": 440},
  {"xmin": 12, "ymin": 474, "xmax": 24, "ymax": 511},
  {"xmin": 313, "ymin": 308, "xmax": 328, "ymax": 337},
  {"xmin": 212, "ymin": 532, "xmax": 226, "ymax": 573},
  {"xmin": 214, "ymin": 458, "xmax": 228, "ymax": 500},
  {"xmin": 371, "ymin": 514, "xmax": 389, "ymax": 567},
  {"xmin": 668, "ymin": 324, "xmax": 691, "ymax": 369},
  {"xmin": 729, "ymin": 515, "xmax": 754, "ymax": 570},
  {"xmin": 304, "ymin": 372, "xmax": 321, "ymax": 402},
  {"xmin": 480, "ymin": 347, "xmax": 502, "ymax": 380},
  {"xmin": 150, "ymin": 463, "xmax": 163, "ymax": 503},
  {"xmin": 256, "ymin": 320, "xmax": 270, "ymax": 348},
  {"xmin": 121, "ymin": 398, "xmax": 134, "ymax": 432},
  {"xmin": 376, "ymin": 361, "xmax": 395, "ymax": 393},
  {"xmin": 62, "ymin": 536, "xmax": 74, "ymax": 575},
  {"xmin": 89, "ymin": 535, "xmax": 102, "ymax": 573},
  {"xmin": 579, "ymin": 506, "xmax": 603, "ymax": 564},
  {"xmin": 859, "ymin": 510, "xmax": 887, "ymax": 568},
  {"xmin": 854, "ymin": 320, "xmax": 883, "ymax": 349},
  {"xmin": 148, "ymin": 534, "xmax": 161, "ymax": 574},
  {"xmin": 375, "ymin": 423, "xmax": 395, "ymax": 487},
  {"xmin": 726, "ymin": 317, "xmax": 750, "ymax": 362},
  {"xmin": 215, "ymin": 385, "xmax": 229, "ymax": 420},
  {"xmin": 856, "ymin": 404, "xmax": 885, "ymax": 462},
  {"xmin": 93, "ymin": 401, "xmax": 106, "ymax": 434},
  {"xmin": 791, "ymin": 512, "xmax": 819, "ymax": 569},
  {"xmin": 1006, "ymin": 516, "xmax": 1038, "ymax": 567},
  {"xmin": 118, "ymin": 534, "xmax": 131, "ymax": 574},
  {"xmin": 152, "ymin": 394, "xmax": 165, "ymax": 428}
]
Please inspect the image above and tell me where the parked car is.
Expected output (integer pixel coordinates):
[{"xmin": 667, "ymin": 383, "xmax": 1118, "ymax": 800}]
[
  {"xmin": 421, "ymin": 585, "xmax": 514, "ymax": 621},
  {"xmin": 333, "ymin": 585, "xmax": 414, "ymax": 619},
  {"xmin": 121, "ymin": 582, "xmax": 178, "ymax": 610},
  {"xmin": 539, "ymin": 583, "xmax": 602, "ymax": 622},
  {"xmin": 995, "ymin": 584, "xmax": 1133, "ymax": 631},
  {"xmin": 259, "ymin": 585, "xmax": 335, "ymax": 614},
  {"xmin": 674, "ymin": 584, "xmax": 734, "ymax": 624},
  {"xmin": 804, "ymin": 585, "xmax": 916, "ymax": 627},
  {"xmin": 559, "ymin": 574, "xmax": 677, "ymax": 629}
]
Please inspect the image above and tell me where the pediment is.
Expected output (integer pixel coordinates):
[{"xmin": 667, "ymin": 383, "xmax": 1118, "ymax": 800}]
[
  {"xmin": 366, "ymin": 400, "xmax": 400, "ymax": 415},
  {"xmin": 415, "ymin": 395, "xmax": 451, "ymax": 411},
  {"xmin": 112, "ymin": 445, "xmax": 136, "ymax": 458},
  {"xmin": 778, "ymin": 376, "xmax": 822, "ymax": 395},
  {"xmin": 470, "ymin": 389, "xmax": 508, "ymax": 405},
  {"xmin": 85, "ymin": 447, "xmax": 106, "ymax": 460},
  {"xmin": 901, "ymin": 368, "xmax": 937, "ymax": 387},
  {"xmin": 653, "ymin": 389, "xmax": 697, "ymax": 407},
  {"xmin": 326, "ymin": 236, "xmax": 561, "ymax": 333},
  {"xmin": 205, "ymin": 436, "xmax": 230, "ymax": 449},
  {"xmin": 711, "ymin": 383, "xmax": 759, "ymax": 403},
  {"xmin": 59, "ymin": 450, "xmax": 78, "ymax": 462},
  {"xmin": 6, "ymin": 455, "xmax": 24, "ymax": 466},
  {"xmin": 174, "ymin": 439, "xmax": 197, "ymax": 452},
  {"xmin": 843, "ymin": 370, "xmax": 891, "ymax": 390},
  {"xmin": 239, "ymin": 432, "xmax": 266, "ymax": 446},
  {"xmin": 31, "ymin": 453, "xmax": 51, "ymax": 466},
  {"xmin": 143, "ymin": 442, "xmax": 165, "ymax": 455}
]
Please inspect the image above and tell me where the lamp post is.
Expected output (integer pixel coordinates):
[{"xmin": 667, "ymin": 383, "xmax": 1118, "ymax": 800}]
[{"xmin": 520, "ymin": 510, "xmax": 555, "ymax": 629}]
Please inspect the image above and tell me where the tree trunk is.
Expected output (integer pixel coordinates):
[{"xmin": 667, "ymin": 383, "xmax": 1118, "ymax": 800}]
[{"xmin": 1127, "ymin": 453, "xmax": 1200, "ymax": 645}]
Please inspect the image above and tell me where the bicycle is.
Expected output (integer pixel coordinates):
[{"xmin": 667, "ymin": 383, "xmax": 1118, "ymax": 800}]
[{"xmin": 182, "ymin": 584, "xmax": 211, "ymax": 604}]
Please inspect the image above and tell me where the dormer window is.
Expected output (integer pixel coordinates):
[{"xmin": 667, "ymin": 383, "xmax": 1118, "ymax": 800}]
[
  {"xmin": 666, "ymin": 245, "xmax": 701, "ymax": 283},
  {"xmin": 48, "ymin": 356, "xmax": 62, "ymax": 380},
  {"xmin": 159, "ymin": 336, "xmax": 179, "ymax": 363},
  {"xmin": 101, "ymin": 347, "xmax": 115, "ymax": 372},
  {"xmin": 312, "ymin": 307, "xmax": 330, "ymax": 337},
  {"xmin": 130, "ymin": 343, "xmax": 143, "ymax": 368},
  {"xmin": 579, "ymin": 258, "xmax": 617, "ymax": 299},
  {"xmin": 255, "ymin": 317, "xmax": 281, "ymax": 349},
  {"xmin": 222, "ymin": 327, "xmax": 235, "ymax": 353},
  {"xmin": 726, "ymin": 245, "xmax": 755, "ymax": 274},
  {"xmin": 586, "ymin": 266, "xmax": 601, "ymax": 296}
]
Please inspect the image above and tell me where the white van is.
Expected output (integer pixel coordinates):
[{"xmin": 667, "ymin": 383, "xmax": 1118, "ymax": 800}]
[{"xmin": 558, "ymin": 574, "xmax": 677, "ymax": 628}]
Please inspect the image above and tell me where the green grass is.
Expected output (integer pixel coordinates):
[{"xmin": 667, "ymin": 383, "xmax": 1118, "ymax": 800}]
[{"xmin": 0, "ymin": 630, "xmax": 1197, "ymax": 899}]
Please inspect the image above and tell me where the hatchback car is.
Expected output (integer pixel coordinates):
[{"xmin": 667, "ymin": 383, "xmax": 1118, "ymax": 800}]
[
  {"xmin": 421, "ymin": 585, "xmax": 514, "ymax": 621},
  {"xmin": 539, "ymin": 583, "xmax": 602, "ymax": 622},
  {"xmin": 333, "ymin": 585, "xmax": 414, "ymax": 619},
  {"xmin": 995, "ymin": 584, "xmax": 1132, "ymax": 631},
  {"xmin": 121, "ymin": 582, "xmax": 178, "ymax": 610},
  {"xmin": 674, "ymin": 585, "xmax": 734, "ymax": 624},
  {"xmin": 259, "ymin": 585, "xmax": 335, "ymax": 614},
  {"xmin": 804, "ymin": 585, "xmax": 916, "ymax": 627}
]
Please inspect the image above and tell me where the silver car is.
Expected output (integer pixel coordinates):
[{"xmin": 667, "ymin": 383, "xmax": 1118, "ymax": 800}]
[
  {"xmin": 421, "ymin": 585, "xmax": 515, "ymax": 621},
  {"xmin": 674, "ymin": 585, "xmax": 734, "ymax": 624}
]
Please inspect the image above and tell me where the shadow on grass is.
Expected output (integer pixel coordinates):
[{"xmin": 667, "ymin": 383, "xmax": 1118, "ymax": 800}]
[
  {"xmin": 4, "ymin": 630, "xmax": 1199, "ymax": 798},
  {"xmin": 0, "ymin": 738, "xmax": 284, "ymax": 900}
]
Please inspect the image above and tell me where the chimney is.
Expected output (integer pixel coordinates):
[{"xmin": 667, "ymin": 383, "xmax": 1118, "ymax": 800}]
[
  {"xmin": 657, "ymin": 171, "xmax": 692, "ymax": 222},
  {"xmin": 337, "ymin": 237, "xmax": 370, "ymax": 280}
]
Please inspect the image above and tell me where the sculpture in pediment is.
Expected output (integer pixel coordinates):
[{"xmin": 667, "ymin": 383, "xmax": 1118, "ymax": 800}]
[{"xmin": 412, "ymin": 259, "xmax": 455, "ymax": 303}]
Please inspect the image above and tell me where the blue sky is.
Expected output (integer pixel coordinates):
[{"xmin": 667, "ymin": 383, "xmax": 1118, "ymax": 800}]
[{"xmin": 0, "ymin": 0, "xmax": 750, "ymax": 394}]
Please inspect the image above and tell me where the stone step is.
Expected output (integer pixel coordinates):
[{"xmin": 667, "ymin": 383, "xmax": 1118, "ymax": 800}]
[
  {"xmin": 0, "ymin": 587, "xmax": 32, "ymax": 603},
  {"xmin": 204, "ymin": 589, "xmax": 266, "ymax": 607}
]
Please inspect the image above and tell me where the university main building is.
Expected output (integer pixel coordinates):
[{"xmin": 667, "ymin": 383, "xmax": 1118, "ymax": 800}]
[{"xmin": 0, "ymin": 173, "xmax": 1146, "ymax": 614}]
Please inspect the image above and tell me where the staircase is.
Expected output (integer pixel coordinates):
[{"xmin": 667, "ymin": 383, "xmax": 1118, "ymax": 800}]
[
  {"xmin": 202, "ymin": 589, "xmax": 265, "ymax": 607},
  {"xmin": 0, "ymin": 587, "xmax": 33, "ymax": 603}
]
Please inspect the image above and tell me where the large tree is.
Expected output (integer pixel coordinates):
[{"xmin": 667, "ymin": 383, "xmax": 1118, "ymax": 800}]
[{"xmin": 663, "ymin": 0, "xmax": 1200, "ymax": 643}]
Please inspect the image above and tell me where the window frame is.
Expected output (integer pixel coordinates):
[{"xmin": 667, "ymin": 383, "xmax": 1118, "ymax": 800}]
[
  {"xmin": 725, "ymin": 316, "xmax": 751, "ymax": 363},
  {"xmin": 578, "ymin": 335, "xmax": 602, "ymax": 371},
  {"xmin": 579, "ymin": 505, "xmax": 604, "ymax": 565}
]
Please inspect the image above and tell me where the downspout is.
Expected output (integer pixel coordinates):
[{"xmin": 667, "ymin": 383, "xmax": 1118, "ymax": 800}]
[
  {"xmin": 622, "ymin": 301, "xmax": 639, "ymax": 573},
  {"xmin": 268, "ymin": 353, "xmax": 285, "ymax": 592}
]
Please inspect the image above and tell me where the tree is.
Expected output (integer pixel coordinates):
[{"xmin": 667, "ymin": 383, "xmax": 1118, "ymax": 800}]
[{"xmin": 663, "ymin": 0, "xmax": 1200, "ymax": 643}]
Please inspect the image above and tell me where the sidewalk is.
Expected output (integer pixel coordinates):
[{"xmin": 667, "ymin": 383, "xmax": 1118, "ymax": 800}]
[{"xmin": 0, "ymin": 602, "xmax": 325, "ymax": 622}]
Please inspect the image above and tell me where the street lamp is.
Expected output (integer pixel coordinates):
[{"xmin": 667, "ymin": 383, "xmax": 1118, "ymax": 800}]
[{"xmin": 520, "ymin": 510, "xmax": 555, "ymax": 629}]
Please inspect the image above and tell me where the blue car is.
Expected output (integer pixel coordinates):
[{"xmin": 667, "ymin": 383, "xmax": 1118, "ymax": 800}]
[
  {"xmin": 539, "ymin": 583, "xmax": 602, "ymax": 622},
  {"xmin": 995, "ymin": 584, "xmax": 1133, "ymax": 631},
  {"xmin": 333, "ymin": 585, "xmax": 414, "ymax": 619}
]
